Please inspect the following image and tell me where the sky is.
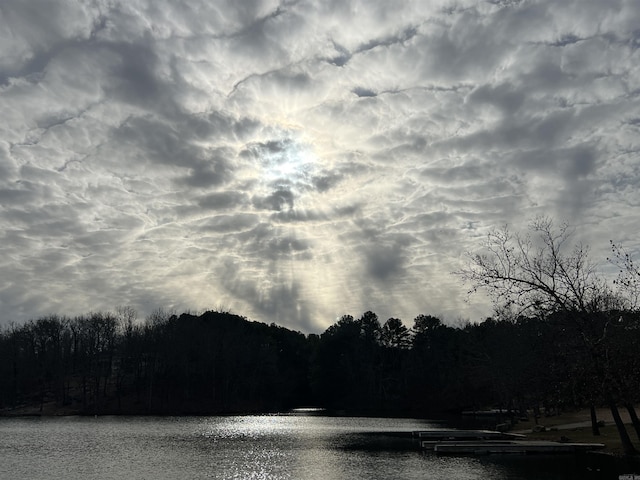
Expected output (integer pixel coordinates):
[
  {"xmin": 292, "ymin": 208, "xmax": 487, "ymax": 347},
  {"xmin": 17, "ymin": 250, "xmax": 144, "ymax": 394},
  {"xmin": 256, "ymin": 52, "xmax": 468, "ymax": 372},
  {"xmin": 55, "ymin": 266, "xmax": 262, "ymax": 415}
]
[{"xmin": 1, "ymin": 0, "xmax": 639, "ymax": 333}]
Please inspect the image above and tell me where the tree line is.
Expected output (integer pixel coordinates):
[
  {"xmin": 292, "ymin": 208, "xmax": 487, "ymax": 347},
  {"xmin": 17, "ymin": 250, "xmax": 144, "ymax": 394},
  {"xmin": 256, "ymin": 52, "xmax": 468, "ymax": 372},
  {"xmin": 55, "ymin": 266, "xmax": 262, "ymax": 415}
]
[
  {"xmin": 0, "ymin": 217, "xmax": 639, "ymax": 453},
  {"xmin": 1, "ymin": 308, "xmax": 638, "ymax": 431}
]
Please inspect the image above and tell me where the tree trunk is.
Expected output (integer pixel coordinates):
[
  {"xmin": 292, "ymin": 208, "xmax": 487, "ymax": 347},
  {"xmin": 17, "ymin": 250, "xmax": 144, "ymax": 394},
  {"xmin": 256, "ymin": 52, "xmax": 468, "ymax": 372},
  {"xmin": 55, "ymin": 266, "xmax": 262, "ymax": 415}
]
[
  {"xmin": 590, "ymin": 404, "xmax": 600, "ymax": 436},
  {"xmin": 82, "ymin": 375, "xmax": 87, "ymax": 409},
  {"xmin": 609, "ymin": 397, "xmax": 637, "ymax": 456},
  {"xmin": 625, "ymin": 403, "xmax": 640, "ymax": 443}
]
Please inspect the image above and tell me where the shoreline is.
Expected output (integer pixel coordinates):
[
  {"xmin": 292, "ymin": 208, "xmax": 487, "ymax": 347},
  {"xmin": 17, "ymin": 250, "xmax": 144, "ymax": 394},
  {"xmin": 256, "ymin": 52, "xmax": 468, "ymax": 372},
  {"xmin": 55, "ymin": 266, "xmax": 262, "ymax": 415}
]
[{"xmin": 512, "ymin": 407, "xmax": 640, "ymax": 457}]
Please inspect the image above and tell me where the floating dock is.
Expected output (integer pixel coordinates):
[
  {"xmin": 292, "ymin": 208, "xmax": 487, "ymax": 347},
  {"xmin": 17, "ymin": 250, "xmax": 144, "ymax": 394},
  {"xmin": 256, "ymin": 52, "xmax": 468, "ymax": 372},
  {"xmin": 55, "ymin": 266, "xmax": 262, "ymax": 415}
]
[
  {"xmin": 414, "ymin": 429, "xmax": 525, "ymax": 440},
  {"xmin": 432, "ymin": 440, "xmax": 606, "ymax": 455},
  {"xmin": 415, "ymin": 429, "xmax": 525, "ymax": 449},
  {"xmin": 413, "ymin": 430, "xmax": 604, "ymax": 455}
]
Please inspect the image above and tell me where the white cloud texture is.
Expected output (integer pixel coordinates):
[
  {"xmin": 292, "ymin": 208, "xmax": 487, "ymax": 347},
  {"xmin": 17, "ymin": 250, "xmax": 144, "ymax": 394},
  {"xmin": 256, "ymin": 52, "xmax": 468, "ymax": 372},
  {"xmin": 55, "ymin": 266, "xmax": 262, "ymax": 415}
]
[{"xmin": 1, "ymin": 0, "xmax": 639, "ymax": 332}]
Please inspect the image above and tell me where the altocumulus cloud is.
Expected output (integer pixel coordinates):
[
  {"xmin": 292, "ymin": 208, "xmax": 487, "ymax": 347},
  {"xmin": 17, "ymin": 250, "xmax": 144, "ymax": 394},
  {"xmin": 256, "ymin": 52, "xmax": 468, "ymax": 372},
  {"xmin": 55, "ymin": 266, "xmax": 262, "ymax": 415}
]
[{"xmin": 1, "ymin": 0, "xmax": 639, "ymax": 332}]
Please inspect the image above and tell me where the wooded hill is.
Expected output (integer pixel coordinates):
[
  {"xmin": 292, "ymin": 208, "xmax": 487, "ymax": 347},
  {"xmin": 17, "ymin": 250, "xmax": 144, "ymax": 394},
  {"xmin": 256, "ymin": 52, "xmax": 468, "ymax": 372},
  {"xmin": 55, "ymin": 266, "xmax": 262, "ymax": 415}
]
[{"xmin": 1, "ymin": 308, "xmax": 638, "ymax": 427}]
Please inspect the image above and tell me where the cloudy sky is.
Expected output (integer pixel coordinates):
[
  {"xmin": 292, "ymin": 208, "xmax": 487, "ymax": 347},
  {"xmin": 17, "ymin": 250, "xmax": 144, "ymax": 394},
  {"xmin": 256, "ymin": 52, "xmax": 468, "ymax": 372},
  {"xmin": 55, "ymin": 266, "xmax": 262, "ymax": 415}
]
[{"xmin": 1, "ymin": 0, "xmax": 639, "ymax": 333}]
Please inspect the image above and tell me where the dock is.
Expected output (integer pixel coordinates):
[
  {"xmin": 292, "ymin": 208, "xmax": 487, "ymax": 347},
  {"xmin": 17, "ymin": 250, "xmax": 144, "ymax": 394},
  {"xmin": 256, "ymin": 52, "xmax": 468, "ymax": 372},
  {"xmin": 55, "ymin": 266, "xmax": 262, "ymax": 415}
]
[
  {"xmin": 413, "ymin": 430, "xmax": 604, "ymax": 455},
  {"xmin": 432, "ymin": 440, "xmax": 606, "ymax": 455},
  {"xmin": 414, "ymin": 429, "xmax": 525, "ymax": 440}
]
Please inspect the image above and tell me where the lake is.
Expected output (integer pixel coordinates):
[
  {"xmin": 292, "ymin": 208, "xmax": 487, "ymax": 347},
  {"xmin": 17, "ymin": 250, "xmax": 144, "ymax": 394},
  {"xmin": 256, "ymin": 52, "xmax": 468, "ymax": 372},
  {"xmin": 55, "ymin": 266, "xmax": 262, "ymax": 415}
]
[{"xmin": 0, "ymin": 413, "xmax": 626, "ymax": 479}]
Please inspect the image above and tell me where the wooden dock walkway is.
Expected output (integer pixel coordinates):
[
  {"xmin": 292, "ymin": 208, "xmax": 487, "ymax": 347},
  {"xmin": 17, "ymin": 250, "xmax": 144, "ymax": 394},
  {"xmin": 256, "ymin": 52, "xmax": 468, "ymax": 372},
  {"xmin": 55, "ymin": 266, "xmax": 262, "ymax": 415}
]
[
  {"xmin": 432, "ymin": 440, "xmax": 606, "ymax": 455},
  {"xmin": 414, "ymin": 429, "xmax": 525, "ymax": 440},
  {"xmin": 413, "ymin": 430, "xmax": 604, "ymax": 455}
]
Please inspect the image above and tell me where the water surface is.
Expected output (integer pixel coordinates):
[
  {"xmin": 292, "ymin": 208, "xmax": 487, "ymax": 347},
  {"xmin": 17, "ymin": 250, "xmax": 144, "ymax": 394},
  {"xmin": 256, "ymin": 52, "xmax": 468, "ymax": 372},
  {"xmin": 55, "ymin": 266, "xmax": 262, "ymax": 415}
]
[{"xmin": 0, "ymin": 415, "xmax": 621, "ymax": 479}]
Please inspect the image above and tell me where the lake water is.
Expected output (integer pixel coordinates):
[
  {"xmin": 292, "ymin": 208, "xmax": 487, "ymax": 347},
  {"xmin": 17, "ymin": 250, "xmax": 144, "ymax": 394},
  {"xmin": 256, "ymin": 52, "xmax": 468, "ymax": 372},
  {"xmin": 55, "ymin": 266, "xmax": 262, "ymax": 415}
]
[{"xmin": 0, "ymin": 414, "xmax": 626, "ymax": 479}]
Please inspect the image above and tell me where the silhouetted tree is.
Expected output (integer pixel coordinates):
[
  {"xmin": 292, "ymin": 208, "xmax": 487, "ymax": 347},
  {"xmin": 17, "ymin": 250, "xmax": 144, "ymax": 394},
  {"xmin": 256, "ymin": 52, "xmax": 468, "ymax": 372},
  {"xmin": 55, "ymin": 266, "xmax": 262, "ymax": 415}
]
[
  {"xmin": 459, "ymin": 217, "xmax": 637, "ymax": 454},
  {"xmin": 407, "ymin": 315, "xmax": 469, "ymax": 413}
]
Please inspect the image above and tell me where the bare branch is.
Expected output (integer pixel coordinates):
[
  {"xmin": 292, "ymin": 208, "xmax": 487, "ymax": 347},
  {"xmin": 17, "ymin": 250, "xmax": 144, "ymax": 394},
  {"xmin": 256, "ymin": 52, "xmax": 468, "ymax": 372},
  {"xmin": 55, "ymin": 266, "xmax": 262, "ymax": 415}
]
[
  {"xmin": 609, "ymin": 241, "xmax": 640, "ymax": 310},
  {"xmin": 456, "ymin": 216, "xmax": 609, "ymax": 317}
]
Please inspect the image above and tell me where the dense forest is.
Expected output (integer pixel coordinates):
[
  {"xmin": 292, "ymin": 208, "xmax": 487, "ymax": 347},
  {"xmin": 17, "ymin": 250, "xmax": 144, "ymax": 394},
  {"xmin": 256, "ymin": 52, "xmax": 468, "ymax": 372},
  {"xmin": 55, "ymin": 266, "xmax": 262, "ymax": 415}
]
[
  {"xmin": 2, "ymin": 217, "xmax": 640, "ymax": 454},
  {"xmin": 0, "ymin": 307, "xmax": 638, "ymax": 421}
]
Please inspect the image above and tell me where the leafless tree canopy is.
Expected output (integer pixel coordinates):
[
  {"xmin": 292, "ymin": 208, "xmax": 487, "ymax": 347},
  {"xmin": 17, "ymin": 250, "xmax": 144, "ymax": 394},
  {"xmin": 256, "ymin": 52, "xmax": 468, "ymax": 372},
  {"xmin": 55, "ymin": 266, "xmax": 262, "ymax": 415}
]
[
  {"xmin": 458, "ymin": 216, "xmax": 614, "ymax": 318},
  {"xmin": 609, "ymin": 240, "xmax": 640, "ymax": 310}
]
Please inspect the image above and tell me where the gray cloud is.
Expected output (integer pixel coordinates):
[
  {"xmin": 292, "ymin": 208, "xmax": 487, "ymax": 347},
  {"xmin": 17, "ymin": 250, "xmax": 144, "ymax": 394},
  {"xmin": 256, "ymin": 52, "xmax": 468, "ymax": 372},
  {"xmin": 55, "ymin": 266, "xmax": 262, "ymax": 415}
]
[
  {"xmin": 197, "ymin": 213, "xmax": 259, "ymax": 234},
  {"xmin": 362, "ymin": 239, "xmax": 410, "ymax": 282},
  {"xmin": 1, "ymin": 0, "xmax": 639, "ymax": 331},
  {"xmin": 198, "ymin": 191, "xmax": 249, "ymax": 210},
  {"xmin": 253, "ymin": 188, "xmax": 296, "ymax": 211},
  {"xmin": 467, "ymin": 83, "xmax": 525, "ymax": 116}
]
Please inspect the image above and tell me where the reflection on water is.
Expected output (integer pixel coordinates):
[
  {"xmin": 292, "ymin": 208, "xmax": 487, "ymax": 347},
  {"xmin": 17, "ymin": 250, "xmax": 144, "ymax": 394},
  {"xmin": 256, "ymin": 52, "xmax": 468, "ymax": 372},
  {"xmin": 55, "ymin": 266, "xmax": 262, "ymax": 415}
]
[{"xmin": 0, "ymin": 414, "xmax": 623, "ymax": 480}]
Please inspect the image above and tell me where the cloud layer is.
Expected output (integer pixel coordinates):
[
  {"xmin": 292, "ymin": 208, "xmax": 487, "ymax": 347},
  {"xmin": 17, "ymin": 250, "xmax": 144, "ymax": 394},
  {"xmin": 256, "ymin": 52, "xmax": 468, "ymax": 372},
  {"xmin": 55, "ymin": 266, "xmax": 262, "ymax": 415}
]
[{"xmin": 1, "ymin": 0, "xmax": 639, "ymax": 332}]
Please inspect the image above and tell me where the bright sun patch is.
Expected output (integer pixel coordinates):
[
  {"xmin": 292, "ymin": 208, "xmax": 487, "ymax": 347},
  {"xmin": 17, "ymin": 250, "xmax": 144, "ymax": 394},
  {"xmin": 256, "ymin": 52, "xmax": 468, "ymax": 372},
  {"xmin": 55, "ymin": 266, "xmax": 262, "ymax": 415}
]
[
  {"xmin": 239, "ymin": 128, "xmax": 321, "ymax": 214},
  {"xmin": 266, "ymin": 139, "xmax": 315, "ymax": 188},
  {"xmin": 249, "ymin": 131, "xmax": 318, "ymax": 194}
]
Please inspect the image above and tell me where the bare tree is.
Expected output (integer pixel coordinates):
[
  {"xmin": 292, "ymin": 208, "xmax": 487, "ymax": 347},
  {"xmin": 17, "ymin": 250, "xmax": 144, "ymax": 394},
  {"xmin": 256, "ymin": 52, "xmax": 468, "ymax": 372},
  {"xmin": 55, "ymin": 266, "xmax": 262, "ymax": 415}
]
[
  {"xmin": 115, "ymin": 305, "xmax": 138, "ymax": 335},
  {"xmin": 459, "ymin": 216, "xmax": 608, "ymax": 317},
  {"xmin": 609, "ymin": 240, "xmax": 640, "ymax": 310},
  {"xmin": 457, "ymin": 216, "xmax": 637, "ymax": 455},
  {"xmin": 608, "ymin": 241, "xmax": 640, "ymax": 441}
]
